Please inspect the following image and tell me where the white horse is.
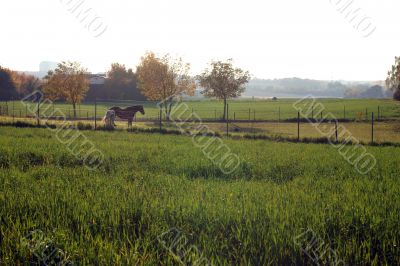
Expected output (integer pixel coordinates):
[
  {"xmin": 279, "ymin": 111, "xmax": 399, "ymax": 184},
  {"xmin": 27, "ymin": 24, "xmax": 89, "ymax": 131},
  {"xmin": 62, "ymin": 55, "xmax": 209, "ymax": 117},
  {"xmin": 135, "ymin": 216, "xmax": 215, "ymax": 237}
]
[{"xmin": 102, "ymin": 110, "xmax": 116, "ymax": 129}]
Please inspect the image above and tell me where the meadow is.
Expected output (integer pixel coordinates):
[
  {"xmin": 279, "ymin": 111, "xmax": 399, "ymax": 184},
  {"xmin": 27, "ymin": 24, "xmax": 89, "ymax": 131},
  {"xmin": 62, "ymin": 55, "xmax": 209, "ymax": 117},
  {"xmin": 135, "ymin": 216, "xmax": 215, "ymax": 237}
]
[
  {"xmin": 1, "ymin": 115, "xmax": 400, "ymax": 144},
  {"xmin": 0, "ymin": 126, "xmax": 399, "ymax": 265},
  {"xmin": 1, "ymin": 98, "xmax": 400, "ymax": 121}
]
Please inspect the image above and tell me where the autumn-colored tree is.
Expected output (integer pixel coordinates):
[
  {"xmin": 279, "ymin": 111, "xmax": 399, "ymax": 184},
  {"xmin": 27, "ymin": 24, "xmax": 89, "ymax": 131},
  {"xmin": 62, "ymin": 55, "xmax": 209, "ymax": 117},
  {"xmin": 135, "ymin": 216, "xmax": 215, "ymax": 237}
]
[
  {"xmin": 11, "ymin": 72, "xmax": 41, "ymax": 96},
  {"xmin": 43, "ymin": 61, "xmax": 89, "ymax": 117},
  {"xmin": 386, "ymin": 56, "xmax": 400, "ymax": 100},
  {"xmin": 136, "ymin": 52, "xmax": 196, "ymax": 120},
  {"xmin": 198, "ymin": 59, "xmax": 250, "ymax": 120},
  {"xmin": 0, "ymin": 67, "xmax": 41, "ymax": 100}
]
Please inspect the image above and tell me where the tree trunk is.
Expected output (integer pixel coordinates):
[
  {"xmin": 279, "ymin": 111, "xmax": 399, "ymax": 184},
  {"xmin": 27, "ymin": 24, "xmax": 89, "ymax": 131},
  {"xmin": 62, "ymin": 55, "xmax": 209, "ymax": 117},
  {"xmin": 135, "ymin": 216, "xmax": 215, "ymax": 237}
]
[
  {"xmin": 163, "ymin": 103, "xmax": 169, "ymax": 121},
  {"xmin": 167, "ymin": 102, "xmax": 174, "ymax": 121},
  {"xmin": 164, "ymin": 101, "xmax": 174, "ymax": 121},
  {"xmin": 72, "ymin": 102, "xmax": 77, "ymax": 118},
  {"xmin": 223, "ymin": 97, "xmax": 227, "ymax": 121}
]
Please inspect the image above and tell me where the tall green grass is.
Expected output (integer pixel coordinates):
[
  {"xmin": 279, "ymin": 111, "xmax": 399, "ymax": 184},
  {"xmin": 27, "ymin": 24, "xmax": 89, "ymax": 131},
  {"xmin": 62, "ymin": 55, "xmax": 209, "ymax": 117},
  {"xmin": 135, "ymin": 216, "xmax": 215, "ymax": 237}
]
[{"xmin": 0, "ymin": 127, "xmax": 399, "ymax": 265}]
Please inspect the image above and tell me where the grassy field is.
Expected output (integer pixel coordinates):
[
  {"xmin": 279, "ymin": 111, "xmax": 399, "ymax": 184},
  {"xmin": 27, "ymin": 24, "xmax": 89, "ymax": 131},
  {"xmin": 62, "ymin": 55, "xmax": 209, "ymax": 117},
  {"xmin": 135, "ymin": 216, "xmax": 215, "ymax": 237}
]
[
  {"xmin": 0, "ymin": 126, "xmax": 399, "ymax": 265},
  {"xmin": 2, "ymin": 115, "xmax": 400, "ymax": 144},
  {"xmin": 1, "ymin": 98, "xmax": 400, "ymax": 121}
]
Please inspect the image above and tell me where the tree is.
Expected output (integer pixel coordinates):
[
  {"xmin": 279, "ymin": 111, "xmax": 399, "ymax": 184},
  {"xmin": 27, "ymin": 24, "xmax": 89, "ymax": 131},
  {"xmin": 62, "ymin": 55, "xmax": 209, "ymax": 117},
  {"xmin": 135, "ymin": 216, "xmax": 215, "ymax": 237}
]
[
  {"xmin": 344, "ymin": 85, "xmax": 385, "ymax": 98},
  {"xmin": 386, "ymin": 56, "xmax": 400, "ymax": 100},
  {"xmin": 43, "ymin": 61, "xmax": 89, "ymax": 117},
  {"xmin": 198, "ymin": 59, "xmax": 250, "ymax": 120},
  {"xmin": 0, "ymin": 66, "xmax": 18, "ymax": 100},
  {"xmin": 84, "ymin": 64, "xmax": 145, "ymax": 101},
  {"xmin": 136, "ymin": 52, "xmax": 196, "ymax": 120},
  {"xmin": 12, "ymin": 72, "xmax": 41, "ymax": 97},
  {"xmin": 105, "ymin": 63, "xmax": 143, "ymax": 99}
]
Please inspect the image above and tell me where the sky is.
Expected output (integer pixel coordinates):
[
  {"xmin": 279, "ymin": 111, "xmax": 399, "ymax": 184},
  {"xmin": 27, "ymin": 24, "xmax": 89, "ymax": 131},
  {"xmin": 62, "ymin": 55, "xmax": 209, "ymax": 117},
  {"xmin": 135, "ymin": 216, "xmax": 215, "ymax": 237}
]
[{"xmin": 0, "ymin": 0, "xmax": 399, "ymax": 81}]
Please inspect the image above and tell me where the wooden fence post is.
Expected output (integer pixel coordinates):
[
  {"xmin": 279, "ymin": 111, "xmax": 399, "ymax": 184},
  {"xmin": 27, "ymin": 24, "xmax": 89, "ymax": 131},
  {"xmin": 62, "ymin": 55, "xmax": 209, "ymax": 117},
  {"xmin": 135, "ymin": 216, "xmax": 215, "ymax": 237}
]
[
  {"xmin": 335, "ymin": 121, "xmax": 338, "ymax": 143},
  {"xmin": 343, "ymin": 105, "xmax": 346, "ymax": 120},
  {"xmin": 94, "ymin": 99, "xmax": 97, "ymax": 130},
  {"xmin": 278, "ymin": 106, "xmax": 280, "ymax": 123},
  {"xmin": 371, "ymin": 112, "xmax": 374, "ymax": 144},
  {"xmin": 311, "ymin": 104, "xmax": 314, "ymax": 120},
  {"xmin": 226, "ymin": 104, "xmax": 229, "ymax": 137},
  {"xmin": 37, "ymin": 98, "xmax": 40, "ymax": 126},
  {"xmin": 254, "ymin": 109, "xmax": 257, "ymax": 138},
  {"xmin": 297, "ymin": 112, "xmax": 300, "ymax": 142},
  {"xmin": 159, "ymin": 108, "xmax": 162, "ymax": 133},
  {"xmin": 12, "ymin": 99, "xmax": 15, "ymax": 123}
]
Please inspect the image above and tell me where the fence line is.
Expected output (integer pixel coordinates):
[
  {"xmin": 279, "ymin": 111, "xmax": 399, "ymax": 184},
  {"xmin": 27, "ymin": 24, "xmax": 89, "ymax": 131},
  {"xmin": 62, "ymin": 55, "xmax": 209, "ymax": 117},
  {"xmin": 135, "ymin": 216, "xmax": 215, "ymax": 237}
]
[
  {"xmin": 0, "ymin": 100, "xmax": 396, "ymax": 143},
  {"xmin": 0, "ymin": 102, "xmax": 394, "ymax": 122}
]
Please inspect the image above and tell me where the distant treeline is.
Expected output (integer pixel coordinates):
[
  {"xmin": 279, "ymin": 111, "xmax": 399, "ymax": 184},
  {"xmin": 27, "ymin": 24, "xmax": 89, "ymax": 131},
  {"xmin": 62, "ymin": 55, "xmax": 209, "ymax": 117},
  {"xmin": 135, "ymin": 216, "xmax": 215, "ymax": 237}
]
[
  {"xmin": 85, "ymin": 64, "xmax": 146, "ymax": 101},
  {"xmin": 0, "ymin": 66, "xmax": 394, "ymax": 102},
  {"xmin": 0, "ymin": 64, "xmax": 146, "ymax": 102},
  {"xmin": 343, "ymin": 85, "xmax": 392, "ymax": 99},
  {"xmin": 0, "ymin": 66, "xmax": 41, "ymax": 100}
]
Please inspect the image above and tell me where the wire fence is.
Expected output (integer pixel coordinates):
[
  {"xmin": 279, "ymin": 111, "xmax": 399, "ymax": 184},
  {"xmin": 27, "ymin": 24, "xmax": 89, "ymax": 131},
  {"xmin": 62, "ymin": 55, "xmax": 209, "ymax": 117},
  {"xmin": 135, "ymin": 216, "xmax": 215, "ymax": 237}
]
[
  {"xmin": 0, "ymin": 99, "xmax": 399, "ymax": 144},
  {"xmin": 0, "ymin": 99, "xmax": 397, "ymax": 122}
]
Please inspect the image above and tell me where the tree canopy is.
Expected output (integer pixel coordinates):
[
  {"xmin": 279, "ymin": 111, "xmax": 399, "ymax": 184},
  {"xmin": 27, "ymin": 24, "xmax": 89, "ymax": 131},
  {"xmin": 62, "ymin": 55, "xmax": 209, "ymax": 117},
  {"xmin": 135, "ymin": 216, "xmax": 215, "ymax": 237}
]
[
  {"xmin": 0, "ymin": 67, "xmax": 18, "ymax": 100},
  {"xmin": 43, "ymin": 61, "xmax": 89, "ymax": 117},
  {"xmin": 136, "ymin": 52, "xmax": 196, "ymax": 119},
  {"xmin": 386, "ymin": 56, "xmax": 400, "ymax": 100},
  {"xmin": 198, "ymin": 59, "xmax": 250, "ymax": 120},
  {"xmin": 0, "ymin": 66, "xmax": 40, "ymax": 100},
  {"xmin": 105, "ymin": 63, "xmax": 142, "ymax": 100}
]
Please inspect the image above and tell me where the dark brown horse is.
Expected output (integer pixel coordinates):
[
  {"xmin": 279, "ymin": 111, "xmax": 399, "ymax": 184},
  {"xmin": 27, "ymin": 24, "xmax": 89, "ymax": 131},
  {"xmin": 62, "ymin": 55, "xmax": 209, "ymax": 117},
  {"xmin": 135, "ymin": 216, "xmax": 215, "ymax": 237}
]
[{"xmin": 109, "ymin": 105, "xmax": 145, "ymax": 128}]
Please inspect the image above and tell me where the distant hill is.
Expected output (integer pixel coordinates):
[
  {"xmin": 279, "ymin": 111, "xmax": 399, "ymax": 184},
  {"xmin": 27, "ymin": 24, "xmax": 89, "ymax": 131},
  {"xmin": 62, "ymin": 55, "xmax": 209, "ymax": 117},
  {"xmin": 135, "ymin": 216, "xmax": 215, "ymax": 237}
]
[{"xmin": 244, "ymin": 78, "xmax": 389, "ymax": 98}]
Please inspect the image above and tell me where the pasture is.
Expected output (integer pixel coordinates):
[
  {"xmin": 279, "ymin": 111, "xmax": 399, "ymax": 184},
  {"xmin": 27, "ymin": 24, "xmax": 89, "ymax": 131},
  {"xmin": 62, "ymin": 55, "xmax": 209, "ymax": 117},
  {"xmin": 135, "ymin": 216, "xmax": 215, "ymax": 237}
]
[
  {"xmin": 1, "ymin": 114, "xmax": 400, "ymax": 144},
  {"xmin": 0, "ymin": 126, "xmax": 399, "ymax": 265},
  {"xmin": 1, "ymin": 98, "xmax": 400, "ymax": 121}
]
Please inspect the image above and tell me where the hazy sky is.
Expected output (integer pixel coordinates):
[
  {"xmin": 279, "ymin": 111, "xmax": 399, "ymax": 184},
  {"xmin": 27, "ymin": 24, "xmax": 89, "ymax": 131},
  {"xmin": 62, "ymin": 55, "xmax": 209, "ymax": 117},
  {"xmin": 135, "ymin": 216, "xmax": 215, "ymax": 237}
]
[{"xmin": 1, "ymin": 0, "xmax": 399, "ymax": 80}]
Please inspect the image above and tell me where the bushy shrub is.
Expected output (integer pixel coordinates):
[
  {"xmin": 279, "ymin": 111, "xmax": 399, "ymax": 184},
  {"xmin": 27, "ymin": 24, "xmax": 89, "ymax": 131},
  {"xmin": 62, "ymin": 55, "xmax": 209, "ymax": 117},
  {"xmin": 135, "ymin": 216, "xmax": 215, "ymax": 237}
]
[
  {"xmin": 393, "ymin": 89, "xmax": 400, "ymax": 100},
  {"xmin": 76, "ymin": 122, "xmax": 93, "ymax": 130}
]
